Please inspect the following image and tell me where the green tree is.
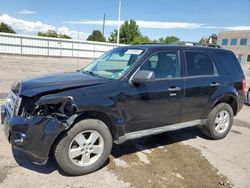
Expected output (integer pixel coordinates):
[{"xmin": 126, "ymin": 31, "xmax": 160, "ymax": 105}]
[
  {"xmin": 109, "ymin": 19, "xmax": 141, "ymax": 44},
  {"xmin": 58, "ymin": 34, "xmax": 71, "ymax": 39},
  {"xmin": 120, "ymin": 19, "xmax": 141, "ymax": 44},
  {"xmin": 199, "ymin": 37, "xmax": 209, "ymax": 44},
  {"xmin": 38, "ymin": 30, "xmax": 58, "ymax": 38},
  {"xmin": 164, "ymin": 36, "xmax": 179, "ymax": 44},
  {"xmin": 132, "ymin": 35, "xmax": 151, "ymax": 44},
  {"xmin": 152, "ymin": 39, "xmax": 159, "ymax": 43},
  {"xmin": 158, "ymin": 37, "xmax": 164, "ymax": 43},
  {"xmin": 37, "ymin": 30, "xmax": 71, "ymax": 39},
  {"xmin": 108, "ymin": 29, "xmax": 118, "ymax": 43},
  {"xmin": 199, "ymin": 34, "xmax": 217, "ymax": 44},
  {"xmin": 210, "ymin": 34, "xmax": 217, "ymax": 44},
  {"xmin": 154, "ymin": 36, "xmax": 179, "ymax": 44},
  {"xmin": 87, "ymin": 30, "xmax": 106, "ymax": 42},
  {"xmin": 0, "ymin": 23, "xmax": 16, "ymax": 34},
  {"xmin": 37, "ymin": 31, "xmax": 46, "ymax": 37}
]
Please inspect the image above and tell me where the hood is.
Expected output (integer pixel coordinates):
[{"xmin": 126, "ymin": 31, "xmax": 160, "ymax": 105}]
[{"xmin": 16, "ymin": 72, "xmax": 111, "ymax": 97}]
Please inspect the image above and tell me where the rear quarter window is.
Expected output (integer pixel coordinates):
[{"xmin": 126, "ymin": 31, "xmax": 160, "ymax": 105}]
[{"xmin": 213, "ymin": 52, "xmax": 242, "ymax": 75}]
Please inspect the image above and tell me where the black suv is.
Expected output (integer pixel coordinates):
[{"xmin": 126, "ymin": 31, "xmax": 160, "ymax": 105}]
[{"xmin": 1, "ymin": 45, "xmax": 246, "ymax": 175}]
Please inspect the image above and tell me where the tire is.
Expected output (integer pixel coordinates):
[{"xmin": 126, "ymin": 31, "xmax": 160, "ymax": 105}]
[
  {"xmin": 201, "ymin": 103, "xmax": 233, "ymax": 140},
  {"xmin": 54, "ymin": 119, "xmax": 113, "ymax": 176}
]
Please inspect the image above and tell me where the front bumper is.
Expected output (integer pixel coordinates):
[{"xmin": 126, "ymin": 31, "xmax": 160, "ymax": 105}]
[{"xmin": 1, "ymin": 105, "xmax": 66, "ymax": 164}]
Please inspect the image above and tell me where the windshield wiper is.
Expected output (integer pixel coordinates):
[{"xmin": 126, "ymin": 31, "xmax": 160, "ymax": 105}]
[
  {"xmin": 82, "ymin": 70, "xmax": 96, "ymax": 76},
  {"xmin": 82, "ymin": 70, "xmax": 107, "ymax": 79}
]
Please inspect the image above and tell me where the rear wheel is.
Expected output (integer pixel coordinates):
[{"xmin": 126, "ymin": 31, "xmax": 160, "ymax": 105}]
[
  {"xmin": 201, "ymin": 103, "xmax": 233, "ymax": 140},
  {"xmin": 55, "ymin": 119, "xmax": 112, "ymax": 175}
]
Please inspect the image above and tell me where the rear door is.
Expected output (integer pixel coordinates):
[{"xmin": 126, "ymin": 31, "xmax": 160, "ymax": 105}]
[{"xmin": 182, "ymin": 50, "xmax": 222, "ymax": 122}]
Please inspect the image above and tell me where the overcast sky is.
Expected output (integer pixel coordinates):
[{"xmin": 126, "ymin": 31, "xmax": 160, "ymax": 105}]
[{"xmin": 0, "ymin": 0, "xmax": 250, "ymax": 41}]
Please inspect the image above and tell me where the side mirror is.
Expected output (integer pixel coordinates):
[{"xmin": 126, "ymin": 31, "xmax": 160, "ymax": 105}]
[{"xmin": 132, "ymin": 70, "xmax": 155, "ymax": 84}]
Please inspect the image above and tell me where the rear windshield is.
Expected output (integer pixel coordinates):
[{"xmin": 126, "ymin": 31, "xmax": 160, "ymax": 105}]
[{"xmin": 213, "ymin": 52, "xmax": 242, "ymax": 75}]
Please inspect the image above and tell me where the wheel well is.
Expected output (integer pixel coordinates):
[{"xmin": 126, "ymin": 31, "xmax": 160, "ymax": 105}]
[
  {"xmin": 49, "ymin": 111, "xmax": 115, "ymax": 156},
  {"xmin": 73, "ymin": 111, "xmax": 115, "ymax": 139},
  {"xmin": 213, "ymin": 96, "xmax": 237, "ymax": 115}
]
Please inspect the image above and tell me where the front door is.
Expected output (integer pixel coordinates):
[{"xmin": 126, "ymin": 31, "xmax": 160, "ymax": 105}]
[{"xmin": 123, "ymin": 50, "xmax": 185, "ymax": 132}]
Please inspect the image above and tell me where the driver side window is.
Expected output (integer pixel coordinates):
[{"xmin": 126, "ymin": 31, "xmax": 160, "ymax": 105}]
[{"xmin": 140, "ymin": 51, "xmax": 180, "ymax": 79}]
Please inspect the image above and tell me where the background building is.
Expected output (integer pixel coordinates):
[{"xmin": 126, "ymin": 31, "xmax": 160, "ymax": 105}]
[{"xmin": 217, "ymin": 30, "xmax": 250, "ymax": 85}]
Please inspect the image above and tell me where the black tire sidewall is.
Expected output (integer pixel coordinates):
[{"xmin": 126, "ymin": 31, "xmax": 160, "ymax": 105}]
[
  {"xmin": 208, "ymin": 103, "xmax": 234, "ymax": 139},
  {"xmin": 55, "ymin": 119, "xmax": 112, "ymax": 175}
]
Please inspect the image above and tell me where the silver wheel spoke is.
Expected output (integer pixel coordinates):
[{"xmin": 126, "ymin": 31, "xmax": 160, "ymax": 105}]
[
  {"xmin": 222, "ymin": 124, "xmax": 226, "ymax": 129},
  {"xmin": 220, "ymin": 111, "xmax": 224, "ymax": 118},
  {"xmin": 91, "ymin": 145, "xmax": 102, "ymax": 155},
  {"xmin": 69, "ymin": 147, "xmax": 82, "ymax": 159},
  {"xmin": 224, "ymin": 114, "xmax": 229, "ymax": 121},
  {"xmin": 214, "ymin": 110, "xmax": 230, "ymax": 134},
  {"xmin": 81, "ymin": 153, "xmax": 91, "ymax": 164},
  {"xmin": 68, "ymin": 130, "xmax": 104, "ymax": 167},
  {"xmin": 215, "ymin": 117, "xmax": 221, "ymax": 124},
  {"xmin": 215, "ymin": 124, "xmax": 221, "ymax": 132},
  {"xmin": 88, "ymin": 132, "xmax": 99, "ymax": 145},
  {"xmin": 75, "ymin": 134, "xmax": 86, "ymax": 146}
]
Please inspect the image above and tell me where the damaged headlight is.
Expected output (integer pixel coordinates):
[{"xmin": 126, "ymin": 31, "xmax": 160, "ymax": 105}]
[
  {"xmin": 11, "ymin": 80, "xmax": 22, "ymax": 94},
  {"xmin": 34, "ymin": 96, "xmax": 78, "ymax": 117}
]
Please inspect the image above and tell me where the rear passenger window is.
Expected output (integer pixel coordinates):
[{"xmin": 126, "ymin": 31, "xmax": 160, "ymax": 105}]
[
  {"xmin": 213, "ymin": 52, "xmax": 241, "ymax": 74},
  {"xmin": 185, "ymin": 52, "xmax": 214, "ymax": 76}
]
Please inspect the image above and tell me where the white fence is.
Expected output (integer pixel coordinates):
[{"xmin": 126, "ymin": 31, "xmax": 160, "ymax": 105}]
[{"xmin": 0, "ymin": 32, "xmax": 121, "ymax": 59}]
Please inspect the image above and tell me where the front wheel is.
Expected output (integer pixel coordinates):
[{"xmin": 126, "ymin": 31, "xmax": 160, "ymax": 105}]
[
  {"xmin": 201, "ymin": 103, "xmax": 233, "ymax": 140},
  {"xmin": 54, "ymin": 119, "xmax": 113, "ymax": 175}
]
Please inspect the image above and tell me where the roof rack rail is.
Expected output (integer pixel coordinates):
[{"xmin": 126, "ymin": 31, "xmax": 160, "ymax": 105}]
[
  {"xmin": 138, "ymin": 42, "xmax": 166, "ymax": 45},
  {"xmin": 202, "ymin": 43, "xmax": 222, "ymax": 48},
  {"xmin": 172, "ymin": 41, "xmax": 222, "ymax": 48}
]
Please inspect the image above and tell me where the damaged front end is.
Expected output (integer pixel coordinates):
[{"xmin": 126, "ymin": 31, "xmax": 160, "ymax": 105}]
[{"xmin": 1, "ymin": 94, "xmax": 78, "ymax": 164}]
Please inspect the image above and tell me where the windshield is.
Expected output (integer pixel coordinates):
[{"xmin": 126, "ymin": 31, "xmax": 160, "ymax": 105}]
[{"xmin": 83, "ymin": 48, "xmax": 144, "ymax": 79}]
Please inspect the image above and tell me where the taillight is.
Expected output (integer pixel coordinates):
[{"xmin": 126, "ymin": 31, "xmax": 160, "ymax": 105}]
[{"xmin": 242, "ymin": 79, "xmax": 247, "ymax": 96}]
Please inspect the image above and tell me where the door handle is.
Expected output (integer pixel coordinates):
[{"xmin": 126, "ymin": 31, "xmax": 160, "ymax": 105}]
[
  {"xmin": 168, "ymin": 86, "xmax": 181, "ymax": 92},
  {"xmin": 210, "ymin": 82, "xmax": 220, "ymax": 87}
]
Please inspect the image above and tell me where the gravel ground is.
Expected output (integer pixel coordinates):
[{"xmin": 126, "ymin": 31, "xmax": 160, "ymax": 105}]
[{"xmin": 0, "ymin": 55, "xmax": 250, "ymax": 188}]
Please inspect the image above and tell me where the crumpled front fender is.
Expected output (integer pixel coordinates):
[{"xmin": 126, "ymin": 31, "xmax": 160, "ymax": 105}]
[{"xmin": 3, "ymin": 106, "xmax": 69, "ymax": 164}]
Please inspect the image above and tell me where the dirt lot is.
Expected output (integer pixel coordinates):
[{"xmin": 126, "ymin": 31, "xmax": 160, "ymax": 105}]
[{"xmin": 0, "ymin": 55, "xmax": 250, "ymax": 188}]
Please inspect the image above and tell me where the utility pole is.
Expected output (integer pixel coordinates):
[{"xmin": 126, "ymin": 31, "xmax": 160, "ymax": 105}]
[
  {"xmin": 117, "ymin": 0, "xmax": 121, "ymax": 44},
  {"xmin": 102, "ymin": 14, "xmax": 106, "ymax": 36},
  {"xmin": 77, "ymin": 27, "xmax": 79, "ymax": 67}
]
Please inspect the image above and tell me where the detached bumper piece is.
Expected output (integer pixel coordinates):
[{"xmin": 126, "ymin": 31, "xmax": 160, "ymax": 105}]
[{"xmin": 1, "ymin": 105, "xmax": 66, "ymax": 164}]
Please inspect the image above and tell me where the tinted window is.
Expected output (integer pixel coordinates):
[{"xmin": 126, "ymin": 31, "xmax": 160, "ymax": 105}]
[
  {"xmin": 247, "ymin": 55, "xmax": 250, "ymax": 62},
  {"xmin": 240, "ymin": 38, "xmax": 248, "ymax": 45},
  {"xmin": 222, "ymin": 39, "xmax": 228, "ymax": 45},
  {"xmin": 214, "ymin": 52, "xmax": 241, "ymax": 74},
  {"xmin": 231, "ymin": 39, "xmax": 237, "ymax": 45},
  {"xmin": 185, "ymin": 52, "xmax": 214, "ymax": 76},
  {"xmin": 140, "ymin": 51, "xmax": 180, "ymax": 79}
]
